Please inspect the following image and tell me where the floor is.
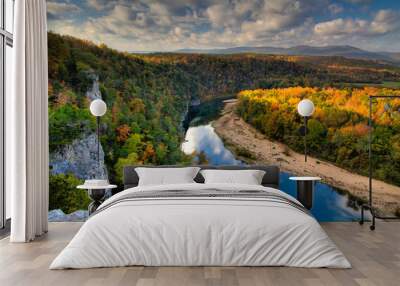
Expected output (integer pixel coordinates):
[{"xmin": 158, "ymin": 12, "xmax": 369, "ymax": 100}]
[{"xmin": 0, "ymin": 222, "xmax": 399, "ymax": 286}]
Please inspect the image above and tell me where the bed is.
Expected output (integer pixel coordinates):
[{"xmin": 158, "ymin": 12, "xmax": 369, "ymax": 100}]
[{"xmin": 50, "ymin": 165, "xmax": 351, "ymax": 269}]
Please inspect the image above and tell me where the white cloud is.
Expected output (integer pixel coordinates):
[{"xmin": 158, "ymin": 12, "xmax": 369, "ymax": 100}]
[
  {"xmin": 370, "ymin": 9, "xmax": 400, "ymax": 34},
  {"xmin": 206, "ymin": 0, "xmax": 259, "ymax": 30},
  {"xmin": 314, "ymin": 9, "xmax": 400, "ymax": 37},
  {"xmin": 47, "ymin": 0, "xmax": 400, "ymax": 52},
  {"xmin": 50, "ymin": 0, "xmax": 326, "ymax": 51},
  {"xmin": 314, "ymin": 18, "xmax": 368, "ymax": 35},
  {"xmin": 86, "ymin": 0, "xmax": 122, "ymax": 11},
  {"xmin": 86, "ymin": 0, "xmax": 106, "ymax": 11},
  {"xmin": 47, "ymin": 1, "xmax": 81, "ymax": 18}
]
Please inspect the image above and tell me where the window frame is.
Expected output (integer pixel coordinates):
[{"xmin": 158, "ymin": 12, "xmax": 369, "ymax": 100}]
[{"xmin": 0, "ymin": 0, "xmax": 13, "ymax": 231}]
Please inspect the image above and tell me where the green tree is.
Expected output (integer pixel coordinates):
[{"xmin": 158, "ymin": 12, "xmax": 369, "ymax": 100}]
[
  {"xmin": 49, "ymin": 173, "xmax": 90, "ymax": 214},
  {"xmin": 114, "ymin": 153, "xmax": 140, "ymax": 184}
]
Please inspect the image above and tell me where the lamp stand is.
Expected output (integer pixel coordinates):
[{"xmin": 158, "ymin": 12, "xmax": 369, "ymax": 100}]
[
  {"xmin": 96, "ymin": 116, "xmax": 100, "ymax": 165},
  {"xmin": 359, "ymin": 95, "xmax": 400, "ymax": 230},
  {"xmin": 304, "ymin": 116, "xmax": 308, "ymax": 162}
]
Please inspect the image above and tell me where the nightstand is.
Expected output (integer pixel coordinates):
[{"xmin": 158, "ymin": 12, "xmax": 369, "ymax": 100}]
[
  {"xmin": 289, "ymin": 177, "xmax": 321, "ymax": 210},
  {"xmin": 77, "ymin": 180, "xmax": 117, "ymax": 215}
]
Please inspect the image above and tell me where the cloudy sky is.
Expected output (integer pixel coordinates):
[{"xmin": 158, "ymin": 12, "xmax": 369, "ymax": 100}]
[{"xmin": 47, "ymin": 0, "xmax": 400, "ymax": 52}]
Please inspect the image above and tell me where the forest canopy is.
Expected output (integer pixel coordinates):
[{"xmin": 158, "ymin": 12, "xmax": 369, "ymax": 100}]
[
  {"xmin": 237, "ymin": 87, "xmax": 400, "ymax": 185},
  {"xmin": 47, "ymin": 32, "xmax": 400, "ymax": 212}
]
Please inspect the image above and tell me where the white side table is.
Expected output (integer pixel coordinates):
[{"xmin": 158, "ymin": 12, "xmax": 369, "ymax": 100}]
[
  {"xmin": 289, "ymin": 177, "xmax": 321, "ymax": 210},
  {"xmin": 77, "ymin": 183, "xmax": 117, "ymax": 214}
]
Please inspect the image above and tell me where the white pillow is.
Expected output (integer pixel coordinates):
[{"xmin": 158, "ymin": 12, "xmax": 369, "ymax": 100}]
[
  {"xmin": 135, "ymin": 167, "xmax": 201, "ymax": 186},
  {"xmin": 200, "ymin": 169, "xmax": 266, "ymax": 185}
]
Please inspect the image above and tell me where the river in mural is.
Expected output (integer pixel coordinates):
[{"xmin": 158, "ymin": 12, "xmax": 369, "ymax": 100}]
[{"xmin": 182, "ymin": 102, "xmax": 368, "ymax": 222}]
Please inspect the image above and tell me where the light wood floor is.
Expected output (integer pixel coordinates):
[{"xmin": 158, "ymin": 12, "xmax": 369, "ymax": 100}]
[{"xmin": 0, "ymin": 222, "xmax": 399, "ymax": 286}]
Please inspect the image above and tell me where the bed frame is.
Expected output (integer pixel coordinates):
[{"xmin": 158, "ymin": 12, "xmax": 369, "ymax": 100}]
[{"xmin": 123, "ymin": 165, "xmax": 280, "ymax": 189}]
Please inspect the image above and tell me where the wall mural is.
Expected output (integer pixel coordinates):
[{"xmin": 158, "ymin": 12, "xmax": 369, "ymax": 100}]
[{"xmin": 46, "ymin": 0, "xmax": 400, "ymax": 221}]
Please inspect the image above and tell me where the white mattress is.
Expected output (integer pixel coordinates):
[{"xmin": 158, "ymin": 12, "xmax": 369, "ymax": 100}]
[{"xmin": 50, "ymin": 183, "xmax": 351, "ymax": 269}]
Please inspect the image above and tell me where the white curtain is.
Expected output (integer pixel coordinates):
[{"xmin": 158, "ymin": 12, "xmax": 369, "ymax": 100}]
[{"xmin": 9, "ymin": 0, "xmax": 49, "ymax": 242}]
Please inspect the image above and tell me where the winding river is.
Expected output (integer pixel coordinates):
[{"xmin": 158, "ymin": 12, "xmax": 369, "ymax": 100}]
[{"xmin": 182, "ymin": 102, "xmax": 367, "ymax": 222}]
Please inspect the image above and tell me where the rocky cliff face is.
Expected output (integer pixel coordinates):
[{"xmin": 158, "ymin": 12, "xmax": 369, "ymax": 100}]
[
  {"xmin": 48, "ymin": 209, "xmax": 88, "ymax": 222},
  {"xmin": 50, "ymin": 133, "xmax": 107, "ymax": 180},
  {"xmin": 85, "ymin": 74, "xmax": 102, "ymax": 100},
  {"xmin": 50, "ymin": 76, "xmax": 108, "ymax": 180}
]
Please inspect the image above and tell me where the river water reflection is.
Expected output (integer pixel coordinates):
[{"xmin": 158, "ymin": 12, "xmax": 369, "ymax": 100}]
[
  {"xmin": 182, "ymin": 124, "xmax": 241, "ymax": 165},
  {"xmin": 182, "ymin": 123, "xmax": 366, "ymax": 222}
]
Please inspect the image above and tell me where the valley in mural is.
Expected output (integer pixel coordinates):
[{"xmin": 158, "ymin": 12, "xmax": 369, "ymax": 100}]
[{"xmin": 47, "ymin": 31, "xmax": 400, "ymax": 219}]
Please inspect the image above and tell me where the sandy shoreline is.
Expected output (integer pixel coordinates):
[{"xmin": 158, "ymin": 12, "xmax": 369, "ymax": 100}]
[{"xmin": 213, "ymin": 100, "xmax": 400, "ymax": 216}]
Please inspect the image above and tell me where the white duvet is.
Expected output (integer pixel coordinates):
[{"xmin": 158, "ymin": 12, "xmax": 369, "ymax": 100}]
[{"xmin": 50, "ymin": 183, "xmax": 351, "ymax": 269}]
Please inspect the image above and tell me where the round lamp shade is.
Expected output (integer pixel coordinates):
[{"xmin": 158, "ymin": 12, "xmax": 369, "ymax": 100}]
[
  {"xmin": 297, "ymin": 99, "xmax": 315, "ymax": 117},
  {"xmin": 90, "ymin": 99, "xmax": 107, "ymax": 117}
]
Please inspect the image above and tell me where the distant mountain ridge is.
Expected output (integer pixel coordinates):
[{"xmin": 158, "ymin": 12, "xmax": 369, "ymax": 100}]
[{"xmin": 175, "ymin": 45, "xmax": 400, "ymax": 65}]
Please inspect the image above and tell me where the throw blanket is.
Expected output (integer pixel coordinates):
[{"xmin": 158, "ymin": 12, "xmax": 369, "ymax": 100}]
[{"xmin": 92, "ymin": 189, "xmax": 311, "ymax": 217}]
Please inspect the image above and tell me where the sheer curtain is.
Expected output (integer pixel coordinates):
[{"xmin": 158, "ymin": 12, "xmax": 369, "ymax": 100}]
[{"xmin": 9, "ymin": 0, "xmax": 49, "ymax": 242}]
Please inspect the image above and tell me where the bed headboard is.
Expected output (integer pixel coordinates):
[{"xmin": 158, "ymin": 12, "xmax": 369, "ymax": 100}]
[{"xmin": 123, "ymin": 165, "xmax": 280, "ymax": 189}]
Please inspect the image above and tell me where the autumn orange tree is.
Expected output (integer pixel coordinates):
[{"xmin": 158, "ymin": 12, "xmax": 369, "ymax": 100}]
[{"xmin": 237, "ymin": 87, "xmax": 400, "ymax": 185}]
